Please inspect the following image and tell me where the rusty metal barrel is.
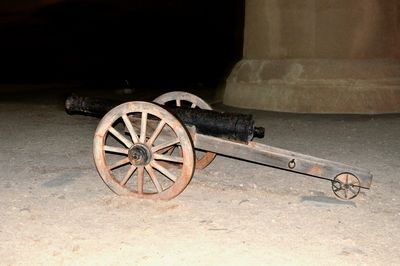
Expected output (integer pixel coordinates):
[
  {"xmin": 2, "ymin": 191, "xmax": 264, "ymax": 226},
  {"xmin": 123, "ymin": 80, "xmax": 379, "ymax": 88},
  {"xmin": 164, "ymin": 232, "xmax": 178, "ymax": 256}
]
[{"xmin": 65, "ymin": 94, "xmax": 265, "ymax": 142}]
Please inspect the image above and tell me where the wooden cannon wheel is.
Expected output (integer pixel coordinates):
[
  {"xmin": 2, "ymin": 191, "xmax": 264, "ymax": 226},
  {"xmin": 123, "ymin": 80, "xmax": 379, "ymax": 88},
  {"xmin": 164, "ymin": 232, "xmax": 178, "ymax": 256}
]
[
  {"xmin": 153, "ymin": 91, "xmax": 216, "ymax": 169},
  {"xmin": 331, "ymin": 173, "xmax": 361, "ymax": 200},
  {"xmin": 93, "ymin": 101, "xmax": 195, "ymax": 200}
]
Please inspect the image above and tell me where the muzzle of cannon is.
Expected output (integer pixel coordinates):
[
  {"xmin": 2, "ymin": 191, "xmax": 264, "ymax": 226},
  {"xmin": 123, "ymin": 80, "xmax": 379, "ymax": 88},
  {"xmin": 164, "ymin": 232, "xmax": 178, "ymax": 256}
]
[{"xmin": 65, "ymin": 94, "xmax": 265, "ymax": 142}]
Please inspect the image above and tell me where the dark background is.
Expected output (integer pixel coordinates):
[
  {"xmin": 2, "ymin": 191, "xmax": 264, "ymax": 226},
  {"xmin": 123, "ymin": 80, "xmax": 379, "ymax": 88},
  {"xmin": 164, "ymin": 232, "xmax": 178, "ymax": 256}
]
[{"xmin": 1, "ymin": 0, "xmax": 245, "ymax": 90}]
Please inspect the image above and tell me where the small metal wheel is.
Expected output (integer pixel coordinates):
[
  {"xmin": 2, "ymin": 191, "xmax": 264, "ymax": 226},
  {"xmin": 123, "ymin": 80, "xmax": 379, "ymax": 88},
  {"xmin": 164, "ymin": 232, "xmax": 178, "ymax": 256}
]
[
  {"xmin": 153, "ymin": 91, "xmax": 216, "ymax": 169},
  {"xmin": 331, "ymin": 173, "xmax": 361, "ymax": 200},
  {"xmin": 93, "ymin": 101, "xmax": 195, "ymax": 200}
]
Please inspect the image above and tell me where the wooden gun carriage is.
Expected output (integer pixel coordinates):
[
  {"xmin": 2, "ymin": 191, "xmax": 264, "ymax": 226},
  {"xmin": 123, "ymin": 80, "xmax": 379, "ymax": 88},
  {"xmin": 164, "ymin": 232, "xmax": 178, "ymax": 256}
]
[{"xmin": 65, "ymin": 91, "xmax": 372, "ymax": 200}]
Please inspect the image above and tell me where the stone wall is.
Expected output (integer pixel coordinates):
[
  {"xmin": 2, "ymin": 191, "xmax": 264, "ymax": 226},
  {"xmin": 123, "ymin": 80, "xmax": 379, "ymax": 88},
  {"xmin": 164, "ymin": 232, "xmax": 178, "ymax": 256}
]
[{"xmin": 224, "ymin": 0, "xmax": 400, "ymax": 113}]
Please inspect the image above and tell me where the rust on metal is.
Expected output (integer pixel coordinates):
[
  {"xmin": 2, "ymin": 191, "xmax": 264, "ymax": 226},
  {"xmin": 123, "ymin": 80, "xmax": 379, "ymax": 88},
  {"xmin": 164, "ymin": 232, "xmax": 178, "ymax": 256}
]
[{"xmin": 308, "ymin": 165, "xmax": 323, "ymax": 176}]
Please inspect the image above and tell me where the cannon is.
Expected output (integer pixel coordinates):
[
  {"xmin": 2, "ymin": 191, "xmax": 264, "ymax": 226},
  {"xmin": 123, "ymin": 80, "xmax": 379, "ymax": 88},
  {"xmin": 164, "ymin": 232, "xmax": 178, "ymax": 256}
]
[
  {"xmin": 65, "ymin": 93, "xmax": 265, "ymax": 143},
  {"xmin": 65, "ymin": 91, "xmax": 373, "ymax": 200}
]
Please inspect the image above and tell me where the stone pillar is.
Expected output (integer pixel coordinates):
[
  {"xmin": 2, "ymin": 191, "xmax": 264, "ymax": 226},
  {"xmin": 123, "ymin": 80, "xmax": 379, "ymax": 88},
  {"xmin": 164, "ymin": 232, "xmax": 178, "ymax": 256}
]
[{"xmin": 224, "ymin": 0, "xmax": 400, "ymax": 113}]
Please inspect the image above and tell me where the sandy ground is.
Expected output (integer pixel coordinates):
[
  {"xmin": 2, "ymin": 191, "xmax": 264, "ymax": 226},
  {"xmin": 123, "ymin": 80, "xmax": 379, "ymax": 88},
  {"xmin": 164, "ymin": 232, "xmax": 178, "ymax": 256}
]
[{"xmin": 0, "ymin": 92, "xmax": 399, "ymax": 265}]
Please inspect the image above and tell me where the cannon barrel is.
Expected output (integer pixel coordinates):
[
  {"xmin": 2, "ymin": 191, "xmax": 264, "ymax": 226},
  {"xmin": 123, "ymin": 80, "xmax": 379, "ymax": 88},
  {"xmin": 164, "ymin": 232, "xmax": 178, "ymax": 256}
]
[{"xmin": 65, "ymin": 94, "xmax": 265, "ymax": 142}]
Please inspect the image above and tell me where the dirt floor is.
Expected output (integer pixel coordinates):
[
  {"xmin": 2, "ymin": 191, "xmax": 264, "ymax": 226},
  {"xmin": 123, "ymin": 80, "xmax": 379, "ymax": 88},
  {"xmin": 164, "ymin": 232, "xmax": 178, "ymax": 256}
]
[{"xmin": 0, "ymin": 89, "xmax": 399, "ymax": 265}]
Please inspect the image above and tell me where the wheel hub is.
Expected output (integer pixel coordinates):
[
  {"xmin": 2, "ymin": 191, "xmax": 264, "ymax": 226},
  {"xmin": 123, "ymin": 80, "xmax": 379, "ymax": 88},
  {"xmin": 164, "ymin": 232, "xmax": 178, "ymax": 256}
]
[{"xmin": 128, "ymin": 143, "xmax": 152, "ymax": 166}]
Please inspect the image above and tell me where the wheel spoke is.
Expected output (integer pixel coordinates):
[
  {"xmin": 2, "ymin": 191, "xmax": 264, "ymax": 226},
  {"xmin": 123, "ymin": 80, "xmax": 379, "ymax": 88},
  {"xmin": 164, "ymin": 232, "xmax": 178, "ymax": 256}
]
[
  {"xmin": 333, "ymin": 185, "xmax": 343, "ymax": 192},
  {"xmin": 108, "ymin": 126, "xmax": 133, "ymax": 148},
  {"xmin": 152, "ymin": 138, "xmax": 180, "ymax": 153},
  {"xmin": 167, "ymin": 146, "xmax": 175, "ymax": 155},
  {"xmin": 122, "ymin": 114, "xmax": 139, "ymax": 144},
  {"xmin": 344, "ymin": 188, "xmax": 348, "ymax": 199},
  {"xmin": 140, "ymin": 112, "xmax": 148, "ymax": 143},
  {"xmin": 104, "ymin": 145, "xmax": 129, "ymax": 155},
  {"xmin": 145, "ymin": 165, "xmax": 163, "ymax": 192},
  {"xmin": 332, "ymin": 181, "xmax": 340, "ymax": 189},
  {"xmin": 156, "ymin": 145, "xmax": 175, "ymax": 155},
  {"xmin": 137, "ymin": 166, "xmax": 144, "ymax": 194},
  {"xmin": 147, "ymin": 120, "xmax": 166, "ymax": 146},
  {"xmin": 349, "ymin": 186, "xmax": 358, "ymax": 195},
  {"xmin": 153, "ymin": 153, "xmax": 184, "ymax": 163},
  {"xmin": 120, "ymin": 165, "xmax": 137, "ymax": 185},
  {"xmin": 154, "ymin": 146, "xmax": 174, "ymax": 155},
  {"xmin": 151, "ymin": 161, "xmax": 177, "ymax": 182},
  {"xmin": 109, "ymin": 157, "xmax": 130, "ymax": 170},
  {"xmin": 176, "ymin": 99, "xmax": 181, "ymax": 107}
]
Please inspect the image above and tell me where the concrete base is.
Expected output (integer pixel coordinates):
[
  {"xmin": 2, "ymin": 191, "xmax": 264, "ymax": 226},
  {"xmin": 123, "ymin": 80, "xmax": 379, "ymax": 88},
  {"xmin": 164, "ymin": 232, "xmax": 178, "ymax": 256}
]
[{"xmin": 224, "ymin": 59, "xmax": 400, "ymax": 114}]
